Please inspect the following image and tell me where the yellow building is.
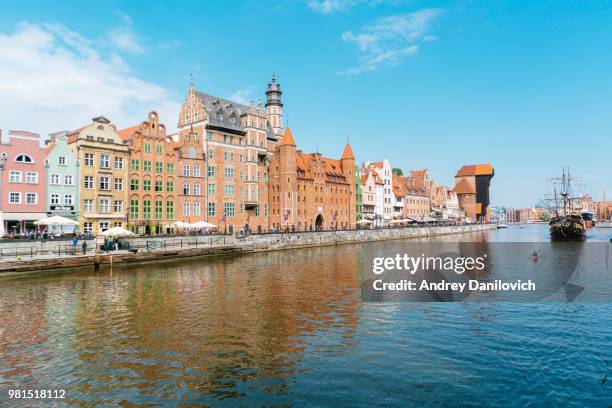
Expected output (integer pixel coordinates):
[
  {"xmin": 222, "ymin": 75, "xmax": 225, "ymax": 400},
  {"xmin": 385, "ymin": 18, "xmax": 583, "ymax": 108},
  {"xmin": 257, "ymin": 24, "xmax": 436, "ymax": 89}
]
[{"xmin": 68, "ymin": 116, "xmax": 129, "ymax": 235}]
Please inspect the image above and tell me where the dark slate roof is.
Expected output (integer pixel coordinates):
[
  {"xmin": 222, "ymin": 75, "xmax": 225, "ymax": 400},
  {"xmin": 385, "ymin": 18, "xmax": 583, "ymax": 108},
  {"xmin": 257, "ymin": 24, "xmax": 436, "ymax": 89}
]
[{"xmin": 195, "ymin": 91, "xmax": 248, "ymax": 134}]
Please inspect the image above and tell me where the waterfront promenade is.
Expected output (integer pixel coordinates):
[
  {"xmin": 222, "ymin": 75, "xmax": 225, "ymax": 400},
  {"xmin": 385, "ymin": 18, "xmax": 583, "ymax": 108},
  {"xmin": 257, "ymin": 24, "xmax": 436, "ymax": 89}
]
[{"xmin": 0, "ymin": 224, "xmax": 495, "ymax": 274}]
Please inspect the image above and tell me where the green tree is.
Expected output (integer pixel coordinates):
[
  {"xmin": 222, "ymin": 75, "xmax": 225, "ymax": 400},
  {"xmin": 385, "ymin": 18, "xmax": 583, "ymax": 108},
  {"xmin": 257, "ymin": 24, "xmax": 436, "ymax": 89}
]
[
  {"xmin": 540, "ymin": 212, "xmax": 551, "ymax": 222},
  {"xmin": 392, "ymin": 168, "xmax": 403, "ymax": 176}
]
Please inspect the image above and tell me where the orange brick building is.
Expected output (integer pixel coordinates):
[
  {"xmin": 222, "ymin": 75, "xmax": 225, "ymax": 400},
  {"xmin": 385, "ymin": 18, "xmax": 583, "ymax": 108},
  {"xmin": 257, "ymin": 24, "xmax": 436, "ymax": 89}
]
[
  {"xmin": 268, "ymin": 128, "xmax": 356, "ymax": 231},
  {"xmin": 172, "ymin": 128, "xmax": 207, "ymax": 224},
  {"xmin": 453, "ymin": 164, "xmax": 494, "ymax": 221},
  {"xmin": 119, "ymin": 112, "xmax": 178, "ymax": 234}
]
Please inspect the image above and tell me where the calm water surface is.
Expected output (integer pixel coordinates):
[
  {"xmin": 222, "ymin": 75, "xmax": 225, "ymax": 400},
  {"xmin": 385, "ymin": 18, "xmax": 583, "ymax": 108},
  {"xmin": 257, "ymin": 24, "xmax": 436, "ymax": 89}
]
[{"xmin": 0, "ymin": 225, "xmax": 610, "ymax": 407}]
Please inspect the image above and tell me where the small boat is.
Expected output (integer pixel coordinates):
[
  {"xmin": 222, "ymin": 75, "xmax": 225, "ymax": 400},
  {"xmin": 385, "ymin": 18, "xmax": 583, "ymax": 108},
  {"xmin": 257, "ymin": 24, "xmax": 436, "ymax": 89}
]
[{"xmin": 496, "ymin": 224, "xmax": 508, "ymax": 229}]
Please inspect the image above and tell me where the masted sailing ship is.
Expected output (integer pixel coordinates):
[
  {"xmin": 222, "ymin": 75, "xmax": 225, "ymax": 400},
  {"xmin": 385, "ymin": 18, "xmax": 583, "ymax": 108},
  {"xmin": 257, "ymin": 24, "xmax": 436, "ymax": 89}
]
[{"xmin": 547, "ymin": 167, "xmax": 587, "ymax": 239}]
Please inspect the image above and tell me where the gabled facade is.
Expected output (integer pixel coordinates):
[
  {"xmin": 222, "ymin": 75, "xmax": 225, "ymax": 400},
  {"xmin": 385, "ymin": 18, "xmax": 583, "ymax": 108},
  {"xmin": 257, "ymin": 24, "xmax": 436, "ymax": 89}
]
[
  {"xmin": 173, "ymin": 129, "xmax": 206, "ymax": 225},
  {"xmin": 176, "ymin": 77, "xmax": 278, "ymax": 234},
  {"xmin": 68, "ymin": 116, "xmax": 129, "ymax": 235},
  {"xmin": 44, "ymin": 131, "xmax": 79, "ymax": 232},
  {"xmin": 0, "ymin": 130, "xmax": 47, "ymax": 236},
  {"xmin": 120, "ymin": 112, "xmax": 177, "ymax": 235},
  {"xmin": 367, "ymin": 159, "xmax": 393, "ymax": 224}
]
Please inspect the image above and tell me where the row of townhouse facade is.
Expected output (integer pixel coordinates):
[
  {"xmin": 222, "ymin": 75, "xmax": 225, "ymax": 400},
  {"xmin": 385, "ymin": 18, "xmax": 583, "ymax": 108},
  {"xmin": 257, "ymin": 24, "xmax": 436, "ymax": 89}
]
[
  {"xmin": 0, "ymin": 75, "xmax": 358, "ymax": 236},
  {"xmin": 358, "ymin": 163, "xmax": 475, "ymax": 225},
  {"xmin": 0, "ymin": 74, "xmax": 493, "ymax": 237}
]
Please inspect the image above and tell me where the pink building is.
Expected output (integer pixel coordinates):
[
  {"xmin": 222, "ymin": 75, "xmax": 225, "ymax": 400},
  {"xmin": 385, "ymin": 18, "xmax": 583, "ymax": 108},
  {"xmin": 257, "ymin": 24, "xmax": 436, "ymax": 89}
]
[{"xmin": 0, "ymin": 130, "xmax": 47, "ymax": 236}]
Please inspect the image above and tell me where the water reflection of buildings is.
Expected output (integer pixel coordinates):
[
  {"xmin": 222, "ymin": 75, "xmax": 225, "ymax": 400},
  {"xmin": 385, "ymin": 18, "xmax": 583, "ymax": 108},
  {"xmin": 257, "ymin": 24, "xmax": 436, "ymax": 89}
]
[{"xmin": 66, "ymin": 247, "xmax": 361, "ymax": 403}]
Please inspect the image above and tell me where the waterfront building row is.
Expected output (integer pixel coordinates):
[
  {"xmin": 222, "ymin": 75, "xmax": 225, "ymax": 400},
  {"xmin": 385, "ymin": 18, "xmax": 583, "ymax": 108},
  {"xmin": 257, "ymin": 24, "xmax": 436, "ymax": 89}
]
[{"xmin": 0, "ymin": 75, "xmax": 493, "ymax": 236}]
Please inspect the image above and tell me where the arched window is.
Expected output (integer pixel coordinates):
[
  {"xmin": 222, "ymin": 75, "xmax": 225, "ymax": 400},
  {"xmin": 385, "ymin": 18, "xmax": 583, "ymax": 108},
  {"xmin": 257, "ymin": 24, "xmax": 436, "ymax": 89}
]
[
  {"xmin": 188, "ymin": 148, "xmax": 196, "ymax": 158},
  {"xmin": 15, "ymin": 154, "xmax": 33, "ymax": 163}
]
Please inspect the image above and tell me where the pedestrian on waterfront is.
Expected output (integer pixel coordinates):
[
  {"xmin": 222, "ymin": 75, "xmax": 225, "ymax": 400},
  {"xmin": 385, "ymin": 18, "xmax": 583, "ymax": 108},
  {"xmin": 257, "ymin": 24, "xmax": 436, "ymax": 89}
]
[
  {"xmin": 72, "ymin": 236, "xmax": 78, "ymax": 254},
  {"xmin": 82, "ymin": 241, "xmax": 87, "ymax": 255}
]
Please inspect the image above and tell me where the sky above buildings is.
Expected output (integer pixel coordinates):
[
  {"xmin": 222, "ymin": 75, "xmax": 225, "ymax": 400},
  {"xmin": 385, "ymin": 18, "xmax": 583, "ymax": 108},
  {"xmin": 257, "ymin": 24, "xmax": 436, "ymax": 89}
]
[{"xmin": 0, "ymin": 0, "xmax": 611, "ymax": 207}]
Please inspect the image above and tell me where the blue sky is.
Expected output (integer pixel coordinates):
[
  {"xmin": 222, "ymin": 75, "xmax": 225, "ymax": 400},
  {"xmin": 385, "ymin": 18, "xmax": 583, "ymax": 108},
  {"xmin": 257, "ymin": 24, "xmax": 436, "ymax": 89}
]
[{"xmin": 0, "ymin": 0, "xmax": 611, "ymax": 207}]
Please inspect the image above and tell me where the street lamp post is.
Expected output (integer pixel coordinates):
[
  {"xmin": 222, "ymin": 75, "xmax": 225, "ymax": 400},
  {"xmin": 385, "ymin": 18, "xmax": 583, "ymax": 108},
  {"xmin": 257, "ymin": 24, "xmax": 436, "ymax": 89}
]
[{"xmin": 0, "ymin": 154, "xmax": 6, "ymax": 237}]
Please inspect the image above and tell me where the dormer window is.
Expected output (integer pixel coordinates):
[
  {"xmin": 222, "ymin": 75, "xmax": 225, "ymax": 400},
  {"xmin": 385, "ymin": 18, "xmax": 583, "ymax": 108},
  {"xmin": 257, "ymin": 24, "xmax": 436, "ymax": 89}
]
[
  {"xmin": 216, "ymin": 112, "xmax": 223, "ymax": 121},
  {"xmin": 229, "ymin": 115, "xmax": 236, "ymax": 124},
  {"xmin": 15, "ymin": 154, "xmax": 33, "ymax": 163},
  {"xmin": 97, "ymin": 125, "xmax": 104, "ymax": 131}
]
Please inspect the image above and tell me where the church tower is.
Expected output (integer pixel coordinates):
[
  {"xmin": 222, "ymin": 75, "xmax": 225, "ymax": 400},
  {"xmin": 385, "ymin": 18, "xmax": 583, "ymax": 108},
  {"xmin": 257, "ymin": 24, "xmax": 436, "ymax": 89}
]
[{"xmin": 265, "ymin": 74, "xmax": 283, "ymax": 135}]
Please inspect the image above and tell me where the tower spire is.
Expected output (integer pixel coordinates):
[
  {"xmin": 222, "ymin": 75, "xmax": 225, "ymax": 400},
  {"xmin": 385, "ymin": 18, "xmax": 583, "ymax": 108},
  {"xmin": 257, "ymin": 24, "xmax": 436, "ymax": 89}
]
[{"xmin": 189, "ymin": 73, "xmax": 195, "ymax": 89}]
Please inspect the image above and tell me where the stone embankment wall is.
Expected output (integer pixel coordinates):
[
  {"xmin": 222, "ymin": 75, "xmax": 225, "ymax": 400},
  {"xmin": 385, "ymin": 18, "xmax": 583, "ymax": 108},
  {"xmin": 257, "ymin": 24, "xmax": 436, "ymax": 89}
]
[
  {"xmin": 237, "ymin": 224, "xmax": 496, "ymax": 252},
  {"xmin": 0, "ymin": 225, "xmax": 496, "ymax": 274}
]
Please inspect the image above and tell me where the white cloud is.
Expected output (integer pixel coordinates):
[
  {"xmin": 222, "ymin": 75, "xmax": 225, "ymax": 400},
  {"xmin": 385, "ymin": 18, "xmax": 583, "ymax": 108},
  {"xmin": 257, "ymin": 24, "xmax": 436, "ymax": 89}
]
[
  {"xmin": 307, "ymin": 0, "xmax": 385, "ymax": 14},
  {"xmin": 339, "ymin": 8, "xmax": 443, "ymax": 75},
  {"xmin": 229, "ymin": 88, "xmax": 255, "ymax": 104},
  {"xmin": 0, "ymin": 22, "xmax": 181, "ymax": 138},
  {"xmin": 107, "ymin": 11, "xmax": 144, "ymax": 54}
]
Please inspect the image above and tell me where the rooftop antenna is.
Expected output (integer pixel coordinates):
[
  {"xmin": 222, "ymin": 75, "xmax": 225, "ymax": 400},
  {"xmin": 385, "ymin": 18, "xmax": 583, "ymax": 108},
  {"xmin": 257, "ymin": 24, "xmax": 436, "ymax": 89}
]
[{"xmin": 189, "ymin": 73, "xmax": 195, "ymax": 89}]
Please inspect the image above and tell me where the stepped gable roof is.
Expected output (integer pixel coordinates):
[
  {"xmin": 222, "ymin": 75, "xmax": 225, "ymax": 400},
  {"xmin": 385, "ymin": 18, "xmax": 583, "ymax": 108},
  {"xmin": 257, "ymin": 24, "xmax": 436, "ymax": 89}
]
[
  {"xmin": 280, "ymin": 127, "xmax": 296, "ymax": 146},
  {"xmin": 370, "ymin": 161, "xmax": 384, "ymax": 169},
  {"xmin": 456, "ymin": 164, "xmax": 494, "ymax": 177},
  {"xmin": 296, "ymin": 151, "xmax": 348, "ymax": 184},
  {"xmin": 453, "ymin": 179, "xmax": 476, "ymax": 194},
  {"xmin": 405, "ymin": 177, "xmax": 429, "ymax": 196},
  {"xmin": 341, "ymin": 143, "xmax": 355, "ymax": 160},
  {"xmin": 410, "ymin": 169, "xmax": 428, "ymax": 179}
]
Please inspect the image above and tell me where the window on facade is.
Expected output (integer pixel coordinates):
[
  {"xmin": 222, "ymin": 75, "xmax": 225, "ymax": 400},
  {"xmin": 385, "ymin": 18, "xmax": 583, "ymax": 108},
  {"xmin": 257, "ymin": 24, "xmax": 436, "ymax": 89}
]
[
  {"xmin": 84, "ymin": 176, "xmax": 94, "ymax": 189},
  {"xmin": 183, "ymin": 203, "xmax": 190, "ymax": 216},
  {"xmin": 58, "ymin": 156, "xmax": 66, "ymax": 165},
  {"xmin": 51, "ymin": 194, "xmax": 60, "ymax": 205},
  {"xmin": 114, "ymin": 178, "xmax": 123, "ymax": 191},
  {"xmin": 207, "ymin": 166, "xmax": 215, "ymax": 177},
  {"xmin": 207, "ymin": 202, "xmax": 216, "ymax": 216},
  {"xmin": 208, "ymin": 150, "xmax": 214, "ymax": 159},
  {"xmin": 155, "ymin": 201, "xmax": 163, "ymax": 220},
  {"xmin": 193, "ymin": 184, "xmax": 200, "ymax": 196},
  {"xmin": 207, "ymin": 183, "xmax": 215, "ymax": 196},
  {"xmin": 84, "ymin": 199, "xmax": 94, "ymax": 212},
  {"xmin": 224, "ymin": 202, "xmax": 235, "ymax": 217},
  {"xmin": 84, "ymin": 153, "xmax": 94, "ymax": 166},
  {"xmin": 99, "ymin": 198, "xmax": 110, "ymax": 213},
  {"xmin": 9, "ymin": 171, "xmax": 22, "ymax": 183},
  {"xmin": 155, "ymin": 180, "xmax": 163, "ymax": 192},
  {"xmin": 155, "ymin": 161, "xmax": 163, "ymax": 173},
  {"xmin": 224, "ymin": 184, "xmax": 234, "ymax": 197},
  {"xmin": 156, "ymin": 144, "xmax": 163, "ymax": 154},
  {"xmin": 131, "ymin": 159, "xmax": 140, "ymax": 171},
  {"xmin": 64, "ymin": 175, "xmax": 73, "ymax": 185},
  {"xmin": 63, "ymin": 194, "xmax": 73, "ymax": 205},
  {"xmin": 8, "ymin": 192, "xmax": 21, "ymax": 204},
  {"xmin": 100, "ymin": 154, "xmax": 110, "ymax": 168},
  {"xmin": 114, "ymin": 157, "xmax": 123, "ymax": 169},
  {"xmin": 207, "ymin": 132, "xmax": 213, "ymax": 141},
  {"xmin": 166, "ymin": 162, "xmax": 174, "ymax": 173},
  {"xmin": 130, "ymin": 178, "xmax": 139, "ymax": 191},
  {"xmin": 99, "ymin": 222, "xmax": 109, "ymax": 232},
  {"xmin": 182, "ymin": 165, "xmax": 190, "ymax": 177},
  {"xmin": 183, "ymin": 183, "xmax": 190, "ymax": 195},
  {"xmin": 143, "ymin": 160, "xmax": 152, "ymax": 171},
  {"xmin": 114, "ymin": 200, "xmax": 123, "ymax": 213},
  {"xmin": 193, "ymin": 166, "xmax": 201, "ymax": 177},
  {"xmin": 144, "ymin": 144, "xmax": 151, "ymax": 153},
  {"xmin": 130, "ymin": 200, "xmax": 139, "ymax": 220},
  {"xmin": 188, "ymin": 148, "xmax": 196, "ymax": 158},
  {"xmin": 143, "ymin": 179, "xmax": 151, "ymax": 191},
  {"xmin": 25, "ymin": 192, "xmax": 36, "ymax": 204},
  {"xmin": 143, "ymin": 200, "xmax": 151, "ymax": 220},
  {"xmin": 83, "ymin": 222, "xmax": 93, "ymax": 233},
  {"xmin": 15, "ymin": 154, "xmax": 33, "ymax": 163},
  {"xmin": 50, "ymin": 174, "xmax": 60, "ymax": 185},
  {"xmin": 166, "ymin": 201, "xmax": 174, "ymax": 220},
  {"xmin": 224, "ymin": 168, "xmax": 234, "ymax": 179},
  {"xmin": 99, "ymin": 176, "xmax": 110, "ymax": 190},
  {"xmin": 193, "ymin": 202, "xmax": 201, "ymax": 216}
]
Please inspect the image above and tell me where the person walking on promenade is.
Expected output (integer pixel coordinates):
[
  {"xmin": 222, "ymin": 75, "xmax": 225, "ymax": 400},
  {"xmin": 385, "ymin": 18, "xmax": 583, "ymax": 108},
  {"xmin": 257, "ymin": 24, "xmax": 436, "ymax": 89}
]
[{"xmin": 82, "ymin": 241, "xmax": 87, "ymax": 255}]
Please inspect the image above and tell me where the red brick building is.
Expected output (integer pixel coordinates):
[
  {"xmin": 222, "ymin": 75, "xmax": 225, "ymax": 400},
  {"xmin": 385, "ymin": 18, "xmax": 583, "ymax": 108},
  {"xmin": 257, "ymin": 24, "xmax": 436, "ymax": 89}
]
[{"xmin": 268, "ymin": 128, "xmax": 356, "ymax": 231}]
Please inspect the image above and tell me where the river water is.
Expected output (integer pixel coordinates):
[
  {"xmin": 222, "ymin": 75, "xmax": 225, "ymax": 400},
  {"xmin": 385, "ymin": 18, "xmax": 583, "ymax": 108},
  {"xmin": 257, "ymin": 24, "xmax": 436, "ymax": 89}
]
[{"xmin": 0, "ymin": 225, "xmax": 610, "ymax": 407}]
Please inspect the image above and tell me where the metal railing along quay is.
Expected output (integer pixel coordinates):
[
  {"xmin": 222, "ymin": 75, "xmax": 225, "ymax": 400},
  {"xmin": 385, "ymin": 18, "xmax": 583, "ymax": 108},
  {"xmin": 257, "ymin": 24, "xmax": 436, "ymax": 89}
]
[{"xmin": 0, "ymin": 246, "xmax": 39, "ymax": 260}]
